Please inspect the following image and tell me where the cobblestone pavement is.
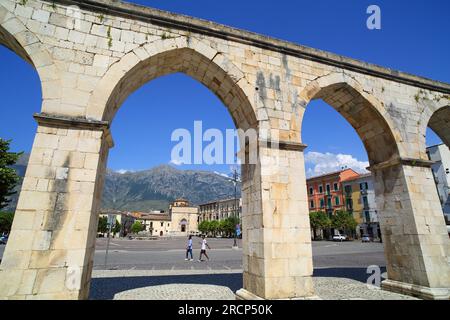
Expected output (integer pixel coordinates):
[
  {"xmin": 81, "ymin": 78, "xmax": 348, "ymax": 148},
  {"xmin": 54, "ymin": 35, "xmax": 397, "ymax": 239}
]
[
  {"xmin": 90, "ymin": 270, "xmax": 417, "ymax": 300},
  {"xmin": 114, "ymin": 284, "xmax": 235, "ymax": 300}
]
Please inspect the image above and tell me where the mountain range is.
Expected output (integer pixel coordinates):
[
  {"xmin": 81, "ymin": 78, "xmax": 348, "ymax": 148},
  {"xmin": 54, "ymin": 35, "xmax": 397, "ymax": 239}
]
[{"xmin": 4, "ymin": 154, "xmax": 240, "ymax": 212}]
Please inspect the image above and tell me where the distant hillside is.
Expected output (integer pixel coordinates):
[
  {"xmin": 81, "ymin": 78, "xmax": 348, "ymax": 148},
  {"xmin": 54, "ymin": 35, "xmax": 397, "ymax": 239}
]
[
  {"xmin": 102, "ymin": 165, "xmax": 240, "ymax": 211},
  {"xmin": 4, "ymin": 154, "xmax": 240, "ymax": 212}
]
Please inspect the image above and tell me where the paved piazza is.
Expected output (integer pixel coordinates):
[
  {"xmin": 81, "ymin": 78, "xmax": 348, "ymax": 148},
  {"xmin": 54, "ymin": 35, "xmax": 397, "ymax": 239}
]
[
  {"xmin": 91, "ymin": 237, "xmax": 386, "ymax": 271},
  {"xmin": 0, "ymin": 236, "xmax": 418, "ymax": 299}
]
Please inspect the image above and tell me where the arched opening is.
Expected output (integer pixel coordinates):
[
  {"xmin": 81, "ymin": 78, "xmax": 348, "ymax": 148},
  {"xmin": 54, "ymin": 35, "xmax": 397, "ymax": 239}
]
[
  {"xmin": 428, "ymin": 105, "xmax": 450, "ymax": 147},
  {"xmin": 300, "ymin": 82, "xmax": 399, "ymax": 166},
  {"xmin": 0, "ymin": 24, "xmax": 33, "ymax": 66},
  {"xmin": 88, "ymin": 44, "xmax": 257, "ymax": 130},
  {"xmin": 0, "ymin": 24, "xmax": 42, "ymax": 263},
  {"xmin": 90, "ymin": 45, "xmax": 255, "ymax": 299},
  {"xmin": 300, "ymin": 77, "xmax": 401, "ymax": 296},
  {"xmin": 425, "ymin": 105, "xmax": 450, "ymax": 223},
  {"xmin": 180, "ymin": 219, "xmax": 187, "ymax": 233}
]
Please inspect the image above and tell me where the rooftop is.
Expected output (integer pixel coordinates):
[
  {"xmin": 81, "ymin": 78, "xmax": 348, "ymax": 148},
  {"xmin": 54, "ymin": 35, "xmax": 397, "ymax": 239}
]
[
  {"xmin": 426, "ymin": 143, "xmax": 446, "ymax": 150},
  {"xmin": 199, "ymin": 198, "xmax": 242, "ymax": 206},
  {"xmin": 306, "ymin": 168, "xmax": 359, "ymax": 181},
  {"xmin": 133, "ymin": 212, "xmax": 171, "ymax": 221},
  {"xmin": 342, "ymin": 172, "xmax": 372, "ymax": 183}
]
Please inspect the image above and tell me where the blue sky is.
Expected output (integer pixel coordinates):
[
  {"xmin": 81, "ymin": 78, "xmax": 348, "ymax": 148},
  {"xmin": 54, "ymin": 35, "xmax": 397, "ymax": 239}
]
[{"xmin": 0, "ymin": 0, "xmax": 448, "ymax": 176}]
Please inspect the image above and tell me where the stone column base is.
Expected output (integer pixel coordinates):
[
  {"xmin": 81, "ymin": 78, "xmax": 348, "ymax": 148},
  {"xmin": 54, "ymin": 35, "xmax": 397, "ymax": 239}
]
[
  {"xmin": 381, "ymin": 279, "xmax": 450, "ymax": 300},
  {"xmin": 235, "ymin": 289, "xmax": 320, "ymax": 300}
]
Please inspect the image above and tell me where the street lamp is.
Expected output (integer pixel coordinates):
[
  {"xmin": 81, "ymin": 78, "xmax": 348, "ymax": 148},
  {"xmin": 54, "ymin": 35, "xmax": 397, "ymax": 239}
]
[
  {"xmin": 214, "ymin": 166, "xmax": 241, "ymax": 248},
  {"xmin": 231, "ymin": 166, "xmax": 240, "ymax": 248}
]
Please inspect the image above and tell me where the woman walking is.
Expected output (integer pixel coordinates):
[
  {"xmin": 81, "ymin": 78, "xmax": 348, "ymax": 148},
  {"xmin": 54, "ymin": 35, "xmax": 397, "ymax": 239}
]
[{"xmin": 185, "ymin": 235, "xmax": 193, "ymax": 261}]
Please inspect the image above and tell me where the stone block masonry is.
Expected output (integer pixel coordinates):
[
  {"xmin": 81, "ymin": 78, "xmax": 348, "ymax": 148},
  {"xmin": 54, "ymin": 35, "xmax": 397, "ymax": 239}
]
[{"xmin": 0, "ymin": 0, "xmax": 449, "ymax": 300}]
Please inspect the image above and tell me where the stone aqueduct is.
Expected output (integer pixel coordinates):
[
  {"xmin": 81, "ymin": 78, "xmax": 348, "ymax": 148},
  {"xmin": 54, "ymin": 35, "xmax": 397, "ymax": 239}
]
[{"xmin": 0, "ymin": 0, "xmax": 449, "ymax": 300}]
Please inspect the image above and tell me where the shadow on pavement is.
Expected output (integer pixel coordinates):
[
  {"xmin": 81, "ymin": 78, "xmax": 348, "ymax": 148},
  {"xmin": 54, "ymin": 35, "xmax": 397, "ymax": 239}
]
[
  {"xmin": 313, "ymin": 266, "xmax": 387, "ymax": 283},
  {"xmin": 90, "ymin": 267, "xmax": 388, "ymax": 300},
  {"xmin": 89, "ymin": 273, "xmax": 243, "ymax": 300}
]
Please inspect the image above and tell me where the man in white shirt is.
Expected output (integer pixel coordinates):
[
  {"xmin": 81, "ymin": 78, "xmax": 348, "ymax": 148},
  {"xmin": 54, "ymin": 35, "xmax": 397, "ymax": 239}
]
[{"xmin": 198, "ymin": 235, "xmax": 211, "ymax": 261}]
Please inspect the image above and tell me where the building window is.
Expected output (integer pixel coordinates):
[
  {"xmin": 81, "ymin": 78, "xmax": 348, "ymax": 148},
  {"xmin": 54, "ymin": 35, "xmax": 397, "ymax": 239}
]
[
  {"xmin": 160, "ymin": 222, "xmax": 163, "ymax": 227},
  {"xmin": 320, "ymin": 198, "xmax": 325, "ymax": 208},
  {"xmin": 327, "ymin": 197, "xmax": 332, "ymax": 209},
  {"xmin": 360, "ymin": 182, "xmax": 369, "ymax": 190},
  {"xmin": 346, "ymin": 198, "xmax": 353, "ymax": 211},
  {"xmin": 309, "ymin": 186, "xmax": 314, "ymax": 195},
  {"xmin": 319, "ymin": 185, "xmax": 323, "ymax": 193},
  {"xmin": 326, "ymin": 184, "xmax": 331, "ymax": 194},
  {"xmin": 362, "ymin": 196, "xmax": 369, "ymax": 209},
  {"xmin": 150, "ymin": 222, "xmax": 153, "ymax": 228},
  {"xmin": 364, "ymin": 211, "xmax": 370, "ymax": 223},
  {"xmin": 335, "ymin": 197, "xmax": 340, "ymax": 206},
  {"xmin": 344, "ymin": 185, "xmax": 352, "ymax": 194},
  {"xmin": 310, "ymin": 200, "xmax": 314, "ymax": 208},
  {"xmin": 333, "ymin": 183, "xmax": 338, "ymax": 191}
]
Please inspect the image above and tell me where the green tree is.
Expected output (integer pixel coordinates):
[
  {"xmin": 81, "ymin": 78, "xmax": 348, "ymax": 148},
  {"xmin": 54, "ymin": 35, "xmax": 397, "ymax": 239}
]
[
  {"xmin": 198, "ymin": 220, "xmax": 210, "ymax": 234},
  {"xmin": 217, "ymin": 220, "xmax": 226, "ymax": 236},
  {"xmin": 331, "ymin": 211, "xmax": 357, "ymax": 237},
  {"xmin": 224, "ymin": 216, "xmax": 240, "ymax": 237},
  {"xmin": 220, "ymin": 219, "xmax": 232, "ymax": 237},
  {"xmin": 0, "ymin": 211, "xmax": 14, "ymax": 234},
  {"xmin": 97, "ymin": 216, "xmax": 108, "ymax": 233},
  {"xmin": 209, "ymin": 220, "xmax": 219, "ymax": 237},
  {"xmin": 130, "ymin": 221, "xmax": 144, "ymax": 234},
  {"xmin": 309, "ymin": 211, "xmax": 331, "ymax": 240},
  {"xmin": 0, "ymin": 139, "xmax": 22, "ymax": 209}
]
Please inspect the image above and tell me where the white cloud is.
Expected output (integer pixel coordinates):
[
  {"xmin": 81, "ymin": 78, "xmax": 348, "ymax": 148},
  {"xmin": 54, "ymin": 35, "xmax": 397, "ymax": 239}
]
[
  {"xmin": 169, "ymin": 159, "xmax": 183, "ymax": 166},
  {"xmin": 304, "ymin": 151, "xmax": 369, "ymax": 178},
  {"xmin": 214, "ymin": 171, "xmax": 230, "ymax": 178},
  {"xmin": 116, "ymin": 169, "xmax": 134, "ymax": 174}
]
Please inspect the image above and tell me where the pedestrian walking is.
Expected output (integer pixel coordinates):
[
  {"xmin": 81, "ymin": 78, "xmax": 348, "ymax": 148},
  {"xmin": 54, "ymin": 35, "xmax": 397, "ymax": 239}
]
[
  {"xmin": 198, "ymin": 235, "xmax": 211, "ymax": 261},
  {"xmin": 185, "ymin": 235, "xmax": 193, "ymax": 261}
]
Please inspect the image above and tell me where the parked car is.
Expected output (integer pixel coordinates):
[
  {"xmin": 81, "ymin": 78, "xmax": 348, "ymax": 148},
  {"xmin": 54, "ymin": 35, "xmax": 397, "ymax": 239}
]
[
  {"xmin": 361, "ymin": 234, "xmax": 371, "ymax": 243},
  {"xmin": 0, "ymin": 235, "xmax": 8, "ymax": 245},
  {"xmin": 332, "ymin": 234, "xmax": 347, "ymax": 242}
]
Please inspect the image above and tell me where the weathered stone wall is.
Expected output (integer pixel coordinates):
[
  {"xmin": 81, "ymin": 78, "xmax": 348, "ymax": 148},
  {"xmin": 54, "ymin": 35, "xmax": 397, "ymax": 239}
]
[
  {"xmin": 0, "ymin": 0, "xmax": 449, "ymax": 299},
  {"xmin": 0, "ymin": 114, "xmax": 111, "ymax": 299}
]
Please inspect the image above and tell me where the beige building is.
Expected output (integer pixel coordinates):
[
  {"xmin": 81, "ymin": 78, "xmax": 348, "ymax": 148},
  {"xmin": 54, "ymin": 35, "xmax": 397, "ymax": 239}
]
[
  {"xmin": 101, "ymin": 199, "xmax": 199, "ymax": 237},
  {"xmin": 169, "ymin": 199, "xmax": 199, "ymax": 236},
  {"xmin": 199, "ymin": 198, "xmax": 242, "ymax": 222},
  {"xmin": 134, "ymin": 212, "xmax": 171, "ymax": 237}
]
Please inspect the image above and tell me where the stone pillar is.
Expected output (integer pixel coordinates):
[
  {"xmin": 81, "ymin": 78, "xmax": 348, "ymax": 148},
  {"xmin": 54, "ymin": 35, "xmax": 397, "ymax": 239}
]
[
  {"xmin": 0, "ymin": 113, "xmax": 112, "ymax": 300},
  {"xmin": 236, "ymin": 140, "xmax": 315, "ymax": 299},
  {"xmin": 371, "ymin": 158, "xmax": 450, "ymax": 300}
]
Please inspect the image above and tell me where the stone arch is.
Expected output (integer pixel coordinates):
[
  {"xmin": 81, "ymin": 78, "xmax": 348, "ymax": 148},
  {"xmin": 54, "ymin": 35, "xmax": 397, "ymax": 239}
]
[
  {"xmin": 87, "ymin": 37, "xmax": 257, "ymax": 131},
  {"xmin": 297, "ymin": 72, "xmax": 401, "ymax": 165},
  {"xmin": 423, "ymin": 104, "xmax": 450, "ymax": 148},
  {"xmin": 0, "ymin": 4, "xmax": 59, "ymax": 109}
]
